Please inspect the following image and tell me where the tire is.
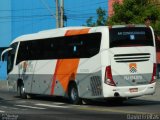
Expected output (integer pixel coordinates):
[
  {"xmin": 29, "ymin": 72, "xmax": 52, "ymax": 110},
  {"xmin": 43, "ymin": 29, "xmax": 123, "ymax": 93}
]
[
  {"xmin": 17, "ymin": 85, "xmax": 21, "ymax": 97},
  {"xmin": 17, "ymin": 84, "xmax": 27, "ymax": 99},
  {"xmin": 68, "ymin": 83, "xmax": 82, "ymax": 105}
]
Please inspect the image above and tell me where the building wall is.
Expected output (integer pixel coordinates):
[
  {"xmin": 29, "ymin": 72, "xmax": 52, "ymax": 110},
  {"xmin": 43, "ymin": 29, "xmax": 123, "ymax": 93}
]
[
  {"xmin": 0, "ymin": 0, "xmax": 55, "ymax": 80},
  {"xmin": 108, "ymin": 0, "xmax": 123, "ymax": 17},
  {"xmin": 11, "ymin": 0, "xmax": 55, "ymax": 40},
  {"xmin": 0, "ymin": 0, "xmax": 11, "ymax": 80},
  {"xmin": 0, "ymin": 0, "xmax": 12, "ymax": 47}
]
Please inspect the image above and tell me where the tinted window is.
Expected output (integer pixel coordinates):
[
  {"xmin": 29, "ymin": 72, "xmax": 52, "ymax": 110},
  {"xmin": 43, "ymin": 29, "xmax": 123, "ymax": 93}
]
[
  {"xmin": 16, "ymin": 33, "xmax": 101, "ymax": 64},
  {"xmin": 109, "ymin": 27, "xmax": 154, "ymax": 48}
]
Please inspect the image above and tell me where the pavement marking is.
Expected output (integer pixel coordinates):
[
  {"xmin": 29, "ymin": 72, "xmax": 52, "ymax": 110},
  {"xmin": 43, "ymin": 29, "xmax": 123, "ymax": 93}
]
[
  {"xmin": 0, "ymin": 110, "xmax": 5, "ymax": 113},
  {"xmin": 16, "ymin": 101, "xmax": 26, "ymax": 103},
  {"xmin": 10, "ymin": 107, "xmax": 19, "ymax": 110},
  {"xmin": 70, "ymin": 105, "xmax": 89, "ymax": 108},
  {"xmin": 52, "ymin": 102, "xmax": 66, "ymax": 105},
  {"xmin": 1, "ymin": 105, "xmax": 28, "ymax": 111},
  {"xmin": 36, "ymin": 103, "xmax": 70, "ymax": 108},
  {"xmin": 15, "ymin": 105, "xmax": 46, "ymax": 110},
  {"xmin": 1, "ymin": 106, "xmax": 7, "ymax": 109}
]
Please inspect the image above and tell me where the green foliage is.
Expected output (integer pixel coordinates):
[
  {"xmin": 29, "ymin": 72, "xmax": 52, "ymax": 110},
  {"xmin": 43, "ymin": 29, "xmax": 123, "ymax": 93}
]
[
  {"xmin": 85, "ymin": 17, "xmax": 96, "ymax": 27},
  {"xmin": 85, "ymin": 0, "xmax": 160, "ymax": 34},
  {"xmin": 85, "ymin": 7, "xmax": 107, "ymax": 27},
  {"xmin": 107, "ymin": 0, "xmax": 160, "ymax": 34}
]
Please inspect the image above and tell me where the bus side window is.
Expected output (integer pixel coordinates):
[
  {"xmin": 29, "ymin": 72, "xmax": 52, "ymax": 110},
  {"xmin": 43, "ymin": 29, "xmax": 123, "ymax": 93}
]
[{"xmin": 73, "ymin": 46, "xmax": 77, "ymax": 52}]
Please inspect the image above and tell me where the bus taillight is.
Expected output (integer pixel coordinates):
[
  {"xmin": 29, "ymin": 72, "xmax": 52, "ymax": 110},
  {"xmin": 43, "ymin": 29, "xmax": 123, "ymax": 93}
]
[
  {"xmin": 150, "ymin": 63, "xmax": 157, "ymax": 84},
  {"xmin": 104, "ymin": 66, "xmax": 116, "ymax": 86}
]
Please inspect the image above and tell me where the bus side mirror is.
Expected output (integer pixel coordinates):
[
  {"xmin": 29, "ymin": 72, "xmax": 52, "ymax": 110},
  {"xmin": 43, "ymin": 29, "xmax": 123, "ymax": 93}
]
[
  {"xmin": 1, "ymin": 52, "xmax": 5, "ymax": 62},
  {"xmin": 1, "ymin": 48, "xmax": 12, "ymax": 62}
]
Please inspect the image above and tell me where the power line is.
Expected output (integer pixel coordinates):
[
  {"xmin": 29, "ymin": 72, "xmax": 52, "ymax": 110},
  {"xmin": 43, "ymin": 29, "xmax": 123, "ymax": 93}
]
[
  {"xmin": 0, "ymin": 7, "xmax": 55, "ymax": 12},
  {"xmin": 0, "ymin": 19, "xmax": 53, "ymax": 24},
  {"xmin": 11, "ymin": 17, "xmax": 55, "ymax": 38},
  {"xmin": 0, "ymin": 0, "xmax": 108, "ymax": 30},
  {"xmin": 63, "ymin": 0, "xmax": 108, "ymax": 25},
  {"xmin": 39, "ymin": 0, "xmax": 56, "ymax": 18},
  {"xmin": 65, "ymin": 0, "xmax": 107, "ymax": 9},
  {"xmin": 0, "ymin": 15, "xmax": 52, "ymax": 21},
  {"xmin": 65, "ymin": 8, "xmax": 107, "ymax": 13}
]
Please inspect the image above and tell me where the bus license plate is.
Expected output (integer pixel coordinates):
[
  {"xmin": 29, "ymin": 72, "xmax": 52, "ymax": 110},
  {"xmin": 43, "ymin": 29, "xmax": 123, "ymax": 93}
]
[{"xmin": 129, "ymin": 88, "xmax": 138, "ymax": 93}]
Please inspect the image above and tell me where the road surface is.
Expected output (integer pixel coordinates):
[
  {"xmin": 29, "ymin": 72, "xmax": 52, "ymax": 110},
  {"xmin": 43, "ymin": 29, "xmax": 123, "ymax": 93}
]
[{"xmin": 0, "ymin": 82, "xmax": 160, "ymax": 120}]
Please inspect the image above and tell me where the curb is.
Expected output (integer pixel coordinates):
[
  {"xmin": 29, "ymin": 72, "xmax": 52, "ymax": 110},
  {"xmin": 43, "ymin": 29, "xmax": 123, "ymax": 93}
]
[{"xmin": 0, "ymin": 80, "xmax": 8, "ymax": 90}]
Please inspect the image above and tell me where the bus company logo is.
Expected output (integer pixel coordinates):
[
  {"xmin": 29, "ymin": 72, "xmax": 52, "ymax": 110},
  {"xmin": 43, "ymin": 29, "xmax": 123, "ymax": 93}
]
[{"xmin": 129, "ymin": 63, "xmax": 137, "ymax": 73}]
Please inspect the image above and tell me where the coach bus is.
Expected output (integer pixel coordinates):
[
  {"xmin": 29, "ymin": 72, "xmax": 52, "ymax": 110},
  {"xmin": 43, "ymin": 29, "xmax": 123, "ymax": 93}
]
[{"xmin": 1, "ymin": 25, "xmax": 157, "ymax": 104}]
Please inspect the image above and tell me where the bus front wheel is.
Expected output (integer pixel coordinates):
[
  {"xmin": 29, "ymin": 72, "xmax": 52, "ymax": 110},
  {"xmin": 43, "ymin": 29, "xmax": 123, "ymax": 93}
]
[
  {"xmin": 68, "ymin": 83, "xmax": 82, "ymax": 105},
  {"xmin": 17, "ymin": 84, "xmax": 27, "ymax": 99}
]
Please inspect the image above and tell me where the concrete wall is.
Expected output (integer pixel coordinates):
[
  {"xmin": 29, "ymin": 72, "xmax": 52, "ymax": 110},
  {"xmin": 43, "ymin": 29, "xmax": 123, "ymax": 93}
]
[
  {"xmin": 0, "ymin": 0, "xmax": 12, "ymax": 47},
  {"xmin": 0, "ymin": 0, "xmax": 11, "ymax": 80},
  {"xmin": 11, "ymin": 0, "xmax": 55, "ymax": 40},
  {"xmin": 0, "ymin": 0, "xmax": 55, "ymax": 80}
]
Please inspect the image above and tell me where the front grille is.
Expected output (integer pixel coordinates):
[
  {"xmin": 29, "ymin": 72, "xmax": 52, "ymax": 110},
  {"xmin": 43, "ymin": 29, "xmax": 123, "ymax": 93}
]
[
  {"xmin": 114, "ymin": 53, "xmax": 150, "ymax": 63},
  {"xmin": 90, "ymin": 76, "xmax": 102, "ymax": 96}
]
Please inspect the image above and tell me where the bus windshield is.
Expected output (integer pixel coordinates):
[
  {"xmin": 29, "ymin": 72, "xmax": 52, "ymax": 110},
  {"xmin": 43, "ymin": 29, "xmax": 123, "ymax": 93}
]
[{"xmin": 109, "ymin": 27, "xmax": 154, "ymax": 48}]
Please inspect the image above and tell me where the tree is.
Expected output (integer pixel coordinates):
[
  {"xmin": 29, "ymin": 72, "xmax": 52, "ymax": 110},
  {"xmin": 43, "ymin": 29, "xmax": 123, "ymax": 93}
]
[
  {"xmin": 84, "ymin": 0, "xmax": 160, "ymax": 34},
  {"xmin": 85, "ymin": 7, "xmax": 107, "ymax": 27},
  {"xmin": 107, "ymin": 0, "xmax": 160, "ymax": 34}
]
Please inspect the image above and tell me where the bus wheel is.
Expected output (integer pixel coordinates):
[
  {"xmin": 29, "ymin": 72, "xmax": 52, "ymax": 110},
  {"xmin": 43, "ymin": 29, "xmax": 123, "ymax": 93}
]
[
  {"xmin": 17, "ymin": 84, "xmax": 27, "ymax": 99},
  {"xmin": 68, "ymin": 83, "xmax": 82, "ymax": 105}
]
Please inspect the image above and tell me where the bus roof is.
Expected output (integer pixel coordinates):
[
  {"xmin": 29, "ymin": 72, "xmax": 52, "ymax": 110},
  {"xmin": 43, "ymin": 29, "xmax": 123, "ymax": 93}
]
[
  {"xmin": 11, "ymin": 26, "xmax": 91, "ymax": 44},
  {"xmin": 10, "ymin": 25, "xmax": 149, "ymax": 45}
]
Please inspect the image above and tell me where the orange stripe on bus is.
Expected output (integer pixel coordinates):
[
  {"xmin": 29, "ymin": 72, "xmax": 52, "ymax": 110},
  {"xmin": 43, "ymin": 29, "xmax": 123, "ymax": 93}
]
[{"xmin": 50, "ymin": 28, "xmax": 90, "ymax": 95}]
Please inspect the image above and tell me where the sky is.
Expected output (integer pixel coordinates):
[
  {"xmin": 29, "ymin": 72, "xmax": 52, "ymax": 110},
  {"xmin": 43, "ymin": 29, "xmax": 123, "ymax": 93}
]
[
  {"xmin": 12, "ymin": 0, "xmax": 109, "ymax": 40},
  {"xmin": 64, "ymin": 0, "xmax": 108, "ymax": 26},
  {"xmin": 0, "ymin": 0, "xmax": 109, "ymax": 46},
  {"xmin": 11, "ymin": 0, "xmax": 109, "ymax": 38}
]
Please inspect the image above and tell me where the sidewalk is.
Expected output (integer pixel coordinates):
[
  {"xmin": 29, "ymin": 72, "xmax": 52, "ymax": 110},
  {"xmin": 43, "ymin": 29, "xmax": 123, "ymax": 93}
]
[{"xmin": 0, "ymin": 80, "xmax": 8, "ymax": 90}]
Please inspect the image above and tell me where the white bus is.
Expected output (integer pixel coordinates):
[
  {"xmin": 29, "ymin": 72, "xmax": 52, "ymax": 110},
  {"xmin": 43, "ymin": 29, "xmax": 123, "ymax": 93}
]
[{"xmin": 1, "ymin": 25, "xmax": 157, "ymax": 104}]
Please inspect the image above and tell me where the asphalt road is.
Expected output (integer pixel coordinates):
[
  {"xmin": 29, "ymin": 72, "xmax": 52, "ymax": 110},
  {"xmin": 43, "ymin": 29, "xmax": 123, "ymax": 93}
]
[{"xmin": 0, "ymin": 82, "xmax": 160, "ymax": 120}]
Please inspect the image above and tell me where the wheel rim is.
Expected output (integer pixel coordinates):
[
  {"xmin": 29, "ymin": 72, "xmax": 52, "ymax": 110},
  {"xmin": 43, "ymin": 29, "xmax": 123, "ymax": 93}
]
[
  {"xmin": 71, "ymin": 87, "xmax": 78, "ymax": 101},
  {"xmin": 20, "ymin": 86, "xmax": 25, "ymax": 95}
]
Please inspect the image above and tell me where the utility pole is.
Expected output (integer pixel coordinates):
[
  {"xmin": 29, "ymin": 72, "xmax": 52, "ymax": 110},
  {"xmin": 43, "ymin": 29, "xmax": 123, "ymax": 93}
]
[
  {"xmin": 55, "ymin": 0, "xmax": 60, "ymax": 28},
  {"xmin": 60, "ymin": 0, "xmax": 64, "ymax": 27}
]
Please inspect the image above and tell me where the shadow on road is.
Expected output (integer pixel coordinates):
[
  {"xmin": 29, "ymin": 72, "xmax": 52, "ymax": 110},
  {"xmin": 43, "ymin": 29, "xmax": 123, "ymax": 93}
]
[
  {"xmin": 96, "ymin": 99, "xmax": 160, "ymax": 107},
  {"xmin": 0, "ymin": 97, "xmax": 4, "ymax": 101},
  {"xmin": 14, "ymin": 94, "xmax": 160, "ymax": 107}
]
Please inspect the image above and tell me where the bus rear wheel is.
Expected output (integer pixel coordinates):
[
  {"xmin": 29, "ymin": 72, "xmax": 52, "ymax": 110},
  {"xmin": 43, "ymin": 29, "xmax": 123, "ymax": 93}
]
[{"xmin": 68, "ymin": 83, "xmax": 82, "ymax": 105}]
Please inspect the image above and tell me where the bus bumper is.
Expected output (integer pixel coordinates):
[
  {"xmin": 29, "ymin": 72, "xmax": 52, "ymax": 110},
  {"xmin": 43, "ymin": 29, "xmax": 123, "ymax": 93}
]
[{"xmin": 103, "ymin": 82, "xmax": 156, "ymax": 98}]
